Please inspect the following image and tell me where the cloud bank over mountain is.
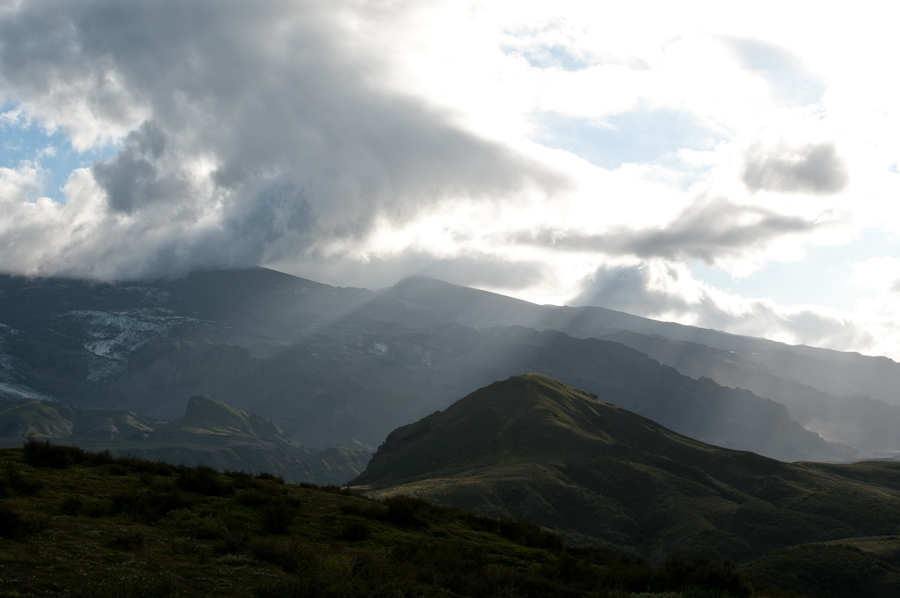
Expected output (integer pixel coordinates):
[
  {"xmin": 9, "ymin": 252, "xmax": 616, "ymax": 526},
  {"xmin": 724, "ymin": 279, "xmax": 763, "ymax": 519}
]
[{"xmin": 0, "ymin": 0, "xmax": 899, "ymax": 357}]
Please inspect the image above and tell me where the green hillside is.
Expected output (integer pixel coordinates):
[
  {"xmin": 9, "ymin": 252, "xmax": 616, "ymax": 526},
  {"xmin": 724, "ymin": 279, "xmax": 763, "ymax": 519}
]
[
  {"xmin": 0, "ymin": 441, "xmax": 803, "ymax": 598},
  {"xmin": 352, "ymin": 375, "xmax": 900, "ymax": 567}
]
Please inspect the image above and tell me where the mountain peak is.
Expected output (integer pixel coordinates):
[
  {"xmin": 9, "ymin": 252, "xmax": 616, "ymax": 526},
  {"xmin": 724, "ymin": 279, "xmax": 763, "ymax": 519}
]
[
  {"xmin": 160, "ymin": 394, "xmax": 287, "ymax": 440},
  {"xmin": 353, "ymin": 374, "xmax": 713, "ymax": 489}
]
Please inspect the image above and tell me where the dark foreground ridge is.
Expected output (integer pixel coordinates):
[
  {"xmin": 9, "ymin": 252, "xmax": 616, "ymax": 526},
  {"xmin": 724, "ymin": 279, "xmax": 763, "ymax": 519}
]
[
  {"xmin": 0, "ymin": 439, "xmax": 804, "ymax": 598},
  {"xmin": 353, "ymin": 374, "xmax": 900, "ymax": 596}
]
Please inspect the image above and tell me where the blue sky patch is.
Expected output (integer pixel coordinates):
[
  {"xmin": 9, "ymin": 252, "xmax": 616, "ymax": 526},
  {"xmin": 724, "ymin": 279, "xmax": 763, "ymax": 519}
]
[
  {"xmin": 534, "ymin": 108, "xmax": 718, "ymax": 170},
  {"xmin": 691, "ymin": 228, "xmax": 900, "ymax": 310},
  {"xmin": 513, "ymin": 44, "xmax": 588, "ymax": 72},
  {"xmin": 0, "ymin": 106, "xmax": 118, "ymax": 202}
]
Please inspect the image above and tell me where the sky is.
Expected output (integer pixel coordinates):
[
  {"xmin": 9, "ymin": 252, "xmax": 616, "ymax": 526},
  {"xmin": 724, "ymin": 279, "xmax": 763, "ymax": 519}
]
[{"xmin": 1, "ymin": 0, "xmax": 900, "ymax": 359}]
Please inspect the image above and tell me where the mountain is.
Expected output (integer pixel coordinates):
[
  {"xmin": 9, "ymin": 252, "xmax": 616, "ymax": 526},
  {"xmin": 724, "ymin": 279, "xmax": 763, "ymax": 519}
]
[
  {"xmin": 371, "ymin": 276, "xmax": 900, "ymax": 409},
  {"xmin": 606, "ymin": 330, "xmax": 900, "ymax": 454},
  {"xmin": 0, "ymin": 396, "xmax": 369, "ymax": 485},
  {"xmin": 353, "ymin": 374, "xmax": 900, "ymax": 566},
  {"xmin": 0, "ymin": 268, "xmax": 859, "ymax": 460}
]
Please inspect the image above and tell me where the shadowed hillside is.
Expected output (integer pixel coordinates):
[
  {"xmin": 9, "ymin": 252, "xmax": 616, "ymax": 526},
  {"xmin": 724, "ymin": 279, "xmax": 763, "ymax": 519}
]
[
  {"xmin": 0, "ymin": 396, "xmax": 369, "ymax": 485},
  {"xmin": 0, "ymin": 442, "xmax": 808, "ymax": 598},
  {"xmin": 0, "ymin": 268, "xmax": 875, "ymax": 459},
  {"xmin": 354, "ymin": 374, "xmax": 900, "ymax": 570}
]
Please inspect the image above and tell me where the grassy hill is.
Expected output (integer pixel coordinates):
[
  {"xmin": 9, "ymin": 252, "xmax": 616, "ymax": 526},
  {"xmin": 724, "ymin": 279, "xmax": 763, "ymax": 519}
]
[
  {"xmin": 0, "ymin": 440, "xmax": 805, "ymax": 598},
  {"xmin": 352, "ymin": 375, "xmax": 900, "ymax": 570}
]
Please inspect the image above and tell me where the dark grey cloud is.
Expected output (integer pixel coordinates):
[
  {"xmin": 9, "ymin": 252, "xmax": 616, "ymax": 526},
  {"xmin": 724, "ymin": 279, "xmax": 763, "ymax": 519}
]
[
  {"xmin": 0, "ymin": 0, "xmax": 568, "ymax": 280},
  {"xmin": 504, "ymin": 196, "xmax": 816, "ymax": 263},
  {"xmin": 742, "ymin": 141, "xmax": 849, "ymax": 195}
]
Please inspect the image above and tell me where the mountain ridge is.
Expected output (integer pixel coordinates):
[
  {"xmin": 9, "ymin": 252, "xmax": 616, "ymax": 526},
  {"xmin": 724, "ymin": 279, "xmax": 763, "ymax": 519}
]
[
  {"xmin": 0, "ymin": 267, "xmax": 887, "ymax": 458},
  {"xmin": 354, "ymin": 374, "xmax": 900, "ymax": 563},
  {"xmin": 0, "ymin": 395, "xmax": 369, "ymax": 485}
]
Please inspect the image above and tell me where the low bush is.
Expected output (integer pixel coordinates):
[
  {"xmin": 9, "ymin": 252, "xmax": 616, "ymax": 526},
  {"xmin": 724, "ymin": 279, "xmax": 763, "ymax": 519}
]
[
  {"xmin": 59, "ymin": 496, "xmax": 83, "ymax": 516},
  {"xmin": 107, "ymin": 530, "xmax": 146, "ymax": 550},
  {"xmin": 235, "ymin": 489, "xmax": 272, "ymax": 507},
  {"xmin": 162, "ymin": 508, "xmax": 229, "ymax": 540},
  {"xmin": 0, "ymin": 502, "xmax": 37, "ymax": 539},
  {"xmin": 112, "ymin": 486, "xmax": 191, "ymax": 524},
  {"xmin": 340, "ymin": 521, "xmax": 371, "ymax": 541},
  {"xmin": 340, "ymin": 501, "xmax": 386, "ymax": 519},
  {"xmin": 255, "ymin": 471, "xmax": 284, "ymax": 484},
  {"xmin": 381, "ymin": 495, "xmax": 426, "ymax": 528},
  {"xmin": 246, "ymin": 538, "xmax": 316, "ymax": 574},
  {"xmin": 665, "ymin": 555, "xmax": 752, "ymax": 598},
  {"xmin": 176, "ymin": 465, "xmax": 234, "ymax": 496},
  {"xmin": 112, "ymin": 457, "xmax": 175, "ymax": 476},
  {"xmin": 72, "ymin": 572, "xmax": 182, "ymax": 598},
  {"xmin": 261, "ymin": 499, "xmax": 296, "ymax": 534},
  {"xmin": 224, "ymin": 470, "xmax": 258, "ymax": 489},
  {"xmin": 2, "ymin": 462, "xmax": 43, "ymax": 496},
  {"xmin": 23, "ymin": 437, "xmax": 85, "ymax": 468},
  {"xmin": 468, "ymin": 514, "xmax": 563, "ymax": 551}
]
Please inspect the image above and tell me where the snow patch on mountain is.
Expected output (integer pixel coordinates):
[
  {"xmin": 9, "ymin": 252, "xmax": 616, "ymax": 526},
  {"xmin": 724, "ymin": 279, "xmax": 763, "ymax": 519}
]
[
  {"xmin": 0, "ymin": 323, "xmax": 52, "ymax": 400},
  {"xmin": 61, "ymin": 309, "xmax": 196, "ymax": 381}
]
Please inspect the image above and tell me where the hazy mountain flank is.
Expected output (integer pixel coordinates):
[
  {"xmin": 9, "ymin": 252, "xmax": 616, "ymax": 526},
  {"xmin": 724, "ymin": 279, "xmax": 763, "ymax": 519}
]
[
  {"xmin": 0, "ymin": 267, "xmax": 891, "ymax": 459},
  {"xmin": 0, "ymin": 396, "xmax": 369, "ymax": 485},
  {"xmin": 354, "ymin": 374, "xmax": 900, "ymax": 569}
]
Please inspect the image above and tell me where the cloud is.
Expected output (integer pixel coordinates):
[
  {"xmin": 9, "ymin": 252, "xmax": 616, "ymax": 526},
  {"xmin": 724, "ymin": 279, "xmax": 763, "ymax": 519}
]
[
  {"xmin": 742, "ymin": 140, "xmax": 849, "ymax": 195},
  {"xmin": 723, "ymin": 37, "xmax": 826, "ymax": 107},
  {"xmin": 274, "ymin": 251, "xmax": 548, "ymax": 293},
  {"xmin": 0, "ymin": 0, "xmax": 567, "ymax": 279},
  {"xmin": 573, "ymin": 261, "xmax": 876, "ymax": 353},
  {"xmin": 505, "ymin": 195, "xmax": 819, "ymax": 263}
]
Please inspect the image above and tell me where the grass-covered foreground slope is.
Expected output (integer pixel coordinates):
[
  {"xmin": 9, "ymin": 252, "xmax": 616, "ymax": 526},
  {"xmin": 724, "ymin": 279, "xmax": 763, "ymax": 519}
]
[
  {"xmin": 0, "ymin": 442, "xmax": 804, "ymax": 598},
  {"xmin": 353, "ymin": 375, "xmax": 900, "ymax": 565}
]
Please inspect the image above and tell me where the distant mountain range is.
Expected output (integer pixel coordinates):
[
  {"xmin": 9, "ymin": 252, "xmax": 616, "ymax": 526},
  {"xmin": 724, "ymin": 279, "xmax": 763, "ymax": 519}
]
[
  {"xmin": 353, "ymin": 374, "xmax": 900, "ymax": 589},
  {"xmin": 0, "ymin": 395, "xmax": 369, "ymax": 485},
  {"xmin": 0, "ymin": 267, "xmax": 897, "ymax": 461}
]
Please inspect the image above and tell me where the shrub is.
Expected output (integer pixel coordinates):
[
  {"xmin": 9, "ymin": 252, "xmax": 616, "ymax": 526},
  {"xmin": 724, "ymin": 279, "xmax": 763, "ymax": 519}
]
[
  {"xmin": 255, "ymin": 472, "xmax": 284, "ymax": 484},
  {"xmin": 467, "ymin": 514, "xmax": 563, "ymax": 551},
  {"xmin": 23, "ymin": 437, "xmax": 85, "ymax": 468},
  {"xmin": 0, "ymin": 502, "xmax": 36, "ymax": 539},
  {"xmin": 162, "ymin": 509, "xmax": 229, "ymax": 540},
  {"xmin": 340, "ymin": 521, "xmax": 372, "ymax": 541},
  {"xmin": 111, "ymin": 457, "xmax": 175, "ymax": 476},
  {"xmin": 72, "ymin": 572, "xmax": 182, "ymax": 598},
  {"xmin": 108, "ymin": 463, "xmax": 129, "ymax": 476},
  {"xmin": 176, "ymin": 466, "xmax": 234, "ymax": 496},
  {"xmin": 340, "ymin": 501, "xmax": 386, "ymax": 520},
  {"xmin": 665, "ymin": 555, "xmax": 752, "ymax": 598},
  {"xmin": 2, "ymin": 462, "xmax": 43, "ymax": 496},
  {"xmin": 224, "ymin": 470, "xmax": 258, "ymax": 489},
  {"xmin": 107, "ymin": 530, "xmax": 145, "ymax": 550},
  {"xmin": 112, "ymin": 487, "xmax": 191, "ymax": 524},
  {"xmin": 235, "ymin": 489, "xmax": 272, "ymax": 507},
  {"xmin": 381, "ymin": 495, "xmax": 425, "ymax": 528},
  {"xmin": 59, "ymin": 496, "xmax": 83, "ymax": 516},
  {"xmin": 261, "ymin": 499, "xmax": 296, "ymax": 534},
  {"xmin": 246, "ymin": 538, "xmax": 316, "ymax": 574}
]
